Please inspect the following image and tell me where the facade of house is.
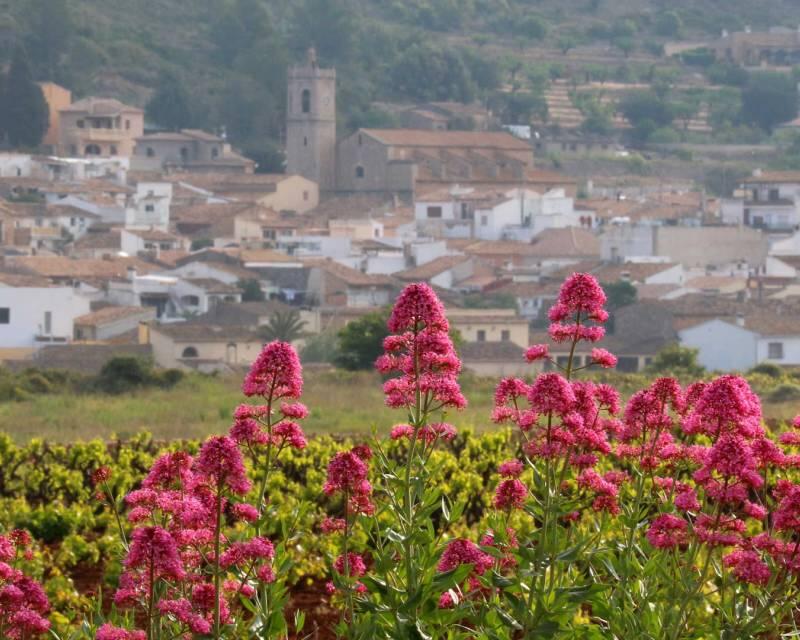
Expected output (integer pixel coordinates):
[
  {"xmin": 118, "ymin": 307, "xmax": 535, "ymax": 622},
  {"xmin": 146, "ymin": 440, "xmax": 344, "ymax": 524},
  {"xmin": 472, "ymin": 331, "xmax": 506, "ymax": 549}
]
[
  {"xmin": 447, "ymin": 309, "xmax": 529, "ymax": 348},
  {"xmin": 132, "ymin": 130, "xmax": 255, "ymax": 174},
  {"xmin": 73, "ymin": 305, "xmax": 157, "ymax": 341},
  {"xmin": 721, "ymin": 171, "xmax": 800, "ymax": 231},
  {"xmin": 59, "ymin": 98, "xmax": 145, "ymax": 158},
  {"xmin": 125, "ymin": 182, "xmax": 172, "ymax": 230},
  {"xmin": 120, "ymin": 229, "xmax": 184, "ymax": 256},
  {"xmin": 460, "ymin": 341, "xmax": 532, "ymax": 377},
  {"xmin": 680, "ymin": 313, "xmax": 800, "ymax": 371},
  {"xmin": 306, "ymin": 259, "xmax": 394, "ymax": 308},
  {"xmin": 0, "ymin": 285, "xmax": 91, "ymax": 348},
  {"xmin": 147, "ymin": 323, "xmax": 263, "ymax": 370}
]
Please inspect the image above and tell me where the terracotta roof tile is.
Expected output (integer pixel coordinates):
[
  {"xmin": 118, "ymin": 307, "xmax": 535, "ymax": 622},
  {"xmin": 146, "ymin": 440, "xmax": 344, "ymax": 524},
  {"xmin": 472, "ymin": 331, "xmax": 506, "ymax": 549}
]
[
  {"xmin": 74, "ymin": 306, "xmax": 155, "ymax": 327},
  {"xmin": 361, "ymin": 128, "xmax": 532, "ymax": 151}
]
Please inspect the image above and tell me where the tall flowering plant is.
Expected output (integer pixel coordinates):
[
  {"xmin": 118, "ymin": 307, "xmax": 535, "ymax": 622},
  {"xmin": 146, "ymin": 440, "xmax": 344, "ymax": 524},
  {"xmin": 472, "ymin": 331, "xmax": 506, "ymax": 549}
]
[
  {"xmin": 460, "ymin": 273, "xmax": 623, "ymax": 635},
  {"xmin": 331, "ymin": 283, "xmax": 467, "ymax": 637},
  {"xmin": 96, "ymin": 341, "xmax": 309, "ymax": 640},
  {"xmin": 602, "ymin": 373, "xmax": 800, "ymax": 639},
  {"xmin": 0, "ymin": 530, "xmax": 51, "ymax": 639}
]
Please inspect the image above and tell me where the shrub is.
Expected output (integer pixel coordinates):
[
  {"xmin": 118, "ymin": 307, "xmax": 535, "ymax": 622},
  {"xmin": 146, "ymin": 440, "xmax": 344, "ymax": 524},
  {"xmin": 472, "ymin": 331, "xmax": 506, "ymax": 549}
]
[
  {"xmin": 750, "ymin": 362, "xmax": 783, "ymax": 379},
  {"xmin": 769, "ymin": 383, "xmax": 800, "ymax": 403}
]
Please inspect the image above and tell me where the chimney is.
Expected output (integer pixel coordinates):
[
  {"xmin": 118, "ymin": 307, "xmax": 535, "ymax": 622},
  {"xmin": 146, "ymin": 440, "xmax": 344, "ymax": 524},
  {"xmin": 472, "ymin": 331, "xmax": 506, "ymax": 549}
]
[
  {"xmin": 735, "ymin": 313, "xmax": 745, "ymax": 327},
  {"xmin": 127, "ymin": 266, "xmax": 137, "ymax": 281},
  {"xmin": 138, "ymin": 321, "xmax": 150, "ymax": 345}
]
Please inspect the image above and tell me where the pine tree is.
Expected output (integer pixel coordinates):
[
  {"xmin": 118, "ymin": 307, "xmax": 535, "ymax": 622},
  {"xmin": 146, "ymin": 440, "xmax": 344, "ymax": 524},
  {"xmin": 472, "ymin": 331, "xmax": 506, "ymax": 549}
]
[
  {"xmin": 146, "ymin": 70, "xmax": 192, "ymax": 131},
  {"xmin": 0, "ymin": 46, "xmax": 49, "ymax": 149}
]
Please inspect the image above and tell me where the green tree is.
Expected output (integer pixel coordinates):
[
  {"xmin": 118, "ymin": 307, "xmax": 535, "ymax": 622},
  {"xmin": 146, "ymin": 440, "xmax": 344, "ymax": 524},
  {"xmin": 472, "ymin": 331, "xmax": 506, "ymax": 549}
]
[
  {"xmin": 146, "ymin": 70, "xmax": 192, "ymax": 131},
  {"xmin": 290, "ymin": 0, "xmax": 356, "ymax": 64},
  {"xmin": 741, "ymin": 72, "xmax": 798, "ymax": 132},
  {"xmin": 390, "ymin": 44, "xmax": 476, "ymax": 103},
  {"xmin": 646, "ymin": 344, "xmax": 705, "ymax": 378},
  {"xmin": 0, "ymin": 46, "xmax": 49, "ymax": 149},
  {"xmin": 238, "ymin": 279, "xmax": 265, "ymax": 302},
  {"xmin": 654, "ymin": 11, "xmax": 683, "ymax": 38},
  {"xmin": 25, "ymin": 0, "xmax": 71, "ymax": 81},
  {"xmin": 334, "ymin": 309, "xmax": 390, "ymax": 371},
  {"xmin": 258, "ymin": 309, "xmax": 307, "ymax": 343},
  {"xmin": 620, "ymin": 91, "xmax": 675, "ymax": 143}
]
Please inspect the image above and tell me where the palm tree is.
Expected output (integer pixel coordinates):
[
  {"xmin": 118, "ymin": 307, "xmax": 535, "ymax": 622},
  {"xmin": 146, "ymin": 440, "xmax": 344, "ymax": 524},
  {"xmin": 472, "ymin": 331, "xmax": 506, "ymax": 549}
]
[{"xmin": 258, "ymin": 309, "xmax": 307, "ymax": 343}]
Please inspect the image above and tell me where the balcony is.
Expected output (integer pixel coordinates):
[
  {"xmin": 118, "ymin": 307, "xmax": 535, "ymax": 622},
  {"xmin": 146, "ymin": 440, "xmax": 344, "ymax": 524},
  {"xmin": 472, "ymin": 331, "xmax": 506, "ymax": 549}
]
[{"xmin": 64, "ymin": 126, "xmax": 128, "ymax": 142}]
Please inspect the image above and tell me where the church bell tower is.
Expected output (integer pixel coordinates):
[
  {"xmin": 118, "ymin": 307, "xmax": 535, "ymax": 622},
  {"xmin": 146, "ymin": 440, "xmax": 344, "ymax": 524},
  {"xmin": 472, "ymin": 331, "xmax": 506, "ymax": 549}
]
[{"xmin": 286, "ymin": 48, "xmax": 336, "ymax": 193}]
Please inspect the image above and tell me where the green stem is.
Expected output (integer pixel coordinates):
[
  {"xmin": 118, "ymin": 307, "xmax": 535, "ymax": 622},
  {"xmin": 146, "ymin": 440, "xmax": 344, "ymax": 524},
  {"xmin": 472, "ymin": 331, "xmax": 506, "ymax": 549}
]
[{"xmin": 213, "ymin": 486, "xmax": 223, "ymax": 640}]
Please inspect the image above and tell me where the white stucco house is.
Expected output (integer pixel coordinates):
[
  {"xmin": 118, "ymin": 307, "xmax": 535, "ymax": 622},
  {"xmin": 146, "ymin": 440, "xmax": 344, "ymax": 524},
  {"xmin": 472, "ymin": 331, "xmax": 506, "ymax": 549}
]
[
  {"xmin": 679, "ymin": 313, "xmax": 800, "ymax": 371},
  {"xmin": 0, "ymin": 283, "xmax": 91, "ymax": 348}
]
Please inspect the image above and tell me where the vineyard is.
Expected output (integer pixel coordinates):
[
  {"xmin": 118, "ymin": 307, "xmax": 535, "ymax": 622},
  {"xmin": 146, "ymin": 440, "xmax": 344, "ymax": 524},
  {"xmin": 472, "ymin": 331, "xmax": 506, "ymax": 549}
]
[{"xmin": 2, "ymin": 276, "xmax": 800, "ymax": 639}]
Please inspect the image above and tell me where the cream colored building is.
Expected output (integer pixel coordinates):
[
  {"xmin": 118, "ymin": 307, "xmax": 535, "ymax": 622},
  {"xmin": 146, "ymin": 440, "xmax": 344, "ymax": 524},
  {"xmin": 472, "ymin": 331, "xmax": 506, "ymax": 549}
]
[
  {"xmin": 38, "ymin": 82, "xmax": 72, "ymax": 152},
  {"xmin": 59, "ymin": 97, "xmax": 144, "ymax": 158},
  {"xmin": 147, "ymin": 323, "xmax": 263, "ymax": 370},
  {"xmin": 447, "ymin": 308, "xmax": 529, "ymax": 348}
]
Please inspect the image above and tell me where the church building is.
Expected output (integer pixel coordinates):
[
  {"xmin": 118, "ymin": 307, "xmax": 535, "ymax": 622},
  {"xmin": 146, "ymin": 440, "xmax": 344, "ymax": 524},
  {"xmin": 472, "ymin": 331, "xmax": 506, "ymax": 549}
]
[{"xmin": 285, "ymin": 50, "xmax": 574, "ymax": 201}]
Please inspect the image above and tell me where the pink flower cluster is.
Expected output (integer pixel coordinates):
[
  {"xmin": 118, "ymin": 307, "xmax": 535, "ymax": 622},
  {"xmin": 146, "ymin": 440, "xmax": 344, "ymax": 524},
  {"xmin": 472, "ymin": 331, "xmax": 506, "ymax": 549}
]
[
  {"xmin": 0, "ymin": 532, "xmax": 50, "ymax": 638},
  {"xmin": 232, "ymin": 342, "xmax": 309, "ymax": 452},
  {"xmin": 106, "ymin": 343, "xmax": 310, "ymax": 637},
  {"xmin": 323, "ymin": 445, "xmax": 374, "ymax": 517},
  {"xmin": 492, "ymin": 373, "xmax": 621, "ymax": 510},
  {"xmin": 640, "ymin": 377, "xmax": 800, "ymax": 589},
  {"xmin": 376, "ymin": 283, "xmax": 466, "ymax": 412},
  {"xmin": 436, "ymin": 538, "xmax": 494, "ymax": 608},
  {"xmin": 112, "ymin": 437, "xmax": 275, "ymax": 635},
  {"xmin": 547, "ymin": 273, "xmax": 609, "ymax": 345}
]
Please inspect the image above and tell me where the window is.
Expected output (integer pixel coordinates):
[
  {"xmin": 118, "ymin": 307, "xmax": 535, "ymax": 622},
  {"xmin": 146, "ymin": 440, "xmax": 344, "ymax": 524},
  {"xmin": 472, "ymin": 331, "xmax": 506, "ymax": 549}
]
[
  {"xmin": 616, "ymin": 356, "xmax": 639, "ymax": 372},
  {"xmin": 180, "ymin": 147, "xmax": 189, "ymax": 161},
  {"xmin": 556, "ymin": 355, "xmax": 570, "ymax": 367},
  {"xmin": 181, "ymin": 346, "xmax": 199, "ymax": 358},
  {"xmin": 211, "ymin": 147, "xmax": 219, "ymax": 159},
  {"xmin": 769, "ymin": 188, "xmax": 780, "ymax": 201},
  {"xmin": 263, "ymin": 229, "xmax": 276, "ymax": 240},
  {"xmin": 85, "ymin": 144, "xmax": 101, "ymax": 156},
  {"xmin": 768, "ymin": 342, "xmax": 784, "ymax": 359},
  {"xmin": 303, "ymin": 136, "xmax": 308, "ymax": 147},
  {"xmin": 77, "ymin": 120, "xmax": 84, "ymax": 129},
  {"xmin": 355, "ymin": 166, "xmax": 365, "ymax": 178},
  {"xmin": 125, "ymin": 120, "xmax": 131, "ymax": 130},
  {"xmin": 0, "ymin": 308, "xmax": 9, "ymax": 324},
  {"xmin": 301, "ymin": 89, "xmax": 311, "ymax": 113},
  {"xmin": 146, "ymin": 147, "xmax": 155, "ymax": 158},
  {"xmin": 501, "ymin": 329, "xmax": 510, "ymax": 341},
  {"xmin": 145, "ymin": 204, "xmax": 155, "ymax": 213},
  {"xmin": 110, "ymin": 145, "xmax": 118, "ymax": 155},
  {"xmin": 427, "ymin": 206, "xmax": 442, "ymax": 219},
  {"xmin": 181, "ymin": 295, "xmax": 200, "ymax": 307},
  {"xmin": 70, "ymin": 217, "xmax": 76, "ymax": 226},
  {"xmin": 481, "ymin": 215, "xmax": 488, "ymax": 226},
  {"xmin": 477, "ymin": 330, "xmax": 486, "ymax": 342},
  {"xmin": 43, "ymin": 311, "xmax": 51, "ymax": 334},
  {"xmin": 303, "ymin": 190, "xmax": 309, "ymax": 201}
]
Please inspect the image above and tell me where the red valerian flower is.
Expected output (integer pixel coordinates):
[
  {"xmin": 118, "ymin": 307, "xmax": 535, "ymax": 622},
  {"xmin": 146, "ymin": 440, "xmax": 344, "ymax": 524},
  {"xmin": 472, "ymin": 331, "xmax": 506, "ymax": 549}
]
[
  {"xmin": 195, "ymin": 436, "xmax": 252, "ymax": 495},
  {"xmin": 723, "ymin": 548, "xmax": 771, "ymax": 585},
  {"xmin": 493, "ymin": 479, "xmax": 527, "ymax": 511},
  {"xmin": 590, "ymin": 348, "xmax": 617, "ymax": 369},
  {"xmin": 387, "ymin": 282, "xmax": 448, "ymax": 333},
  {"xmin": 242, "ymin": 340, "xmax": 303, "ymax": 399},
  {"xmin": 525, "ymin": 344, "xmax": 549, "ymax": 362},
  {"xmin": 646, "ymin": 514, "xmax": 688, "ymax": 549}
]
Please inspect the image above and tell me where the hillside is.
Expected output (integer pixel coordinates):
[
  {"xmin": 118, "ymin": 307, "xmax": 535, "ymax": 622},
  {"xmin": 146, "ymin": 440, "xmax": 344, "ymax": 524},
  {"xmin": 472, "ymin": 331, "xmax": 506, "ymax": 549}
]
[{"xmin": 4, "ymin": 0, "xmax": 800, "ymax": 165}]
